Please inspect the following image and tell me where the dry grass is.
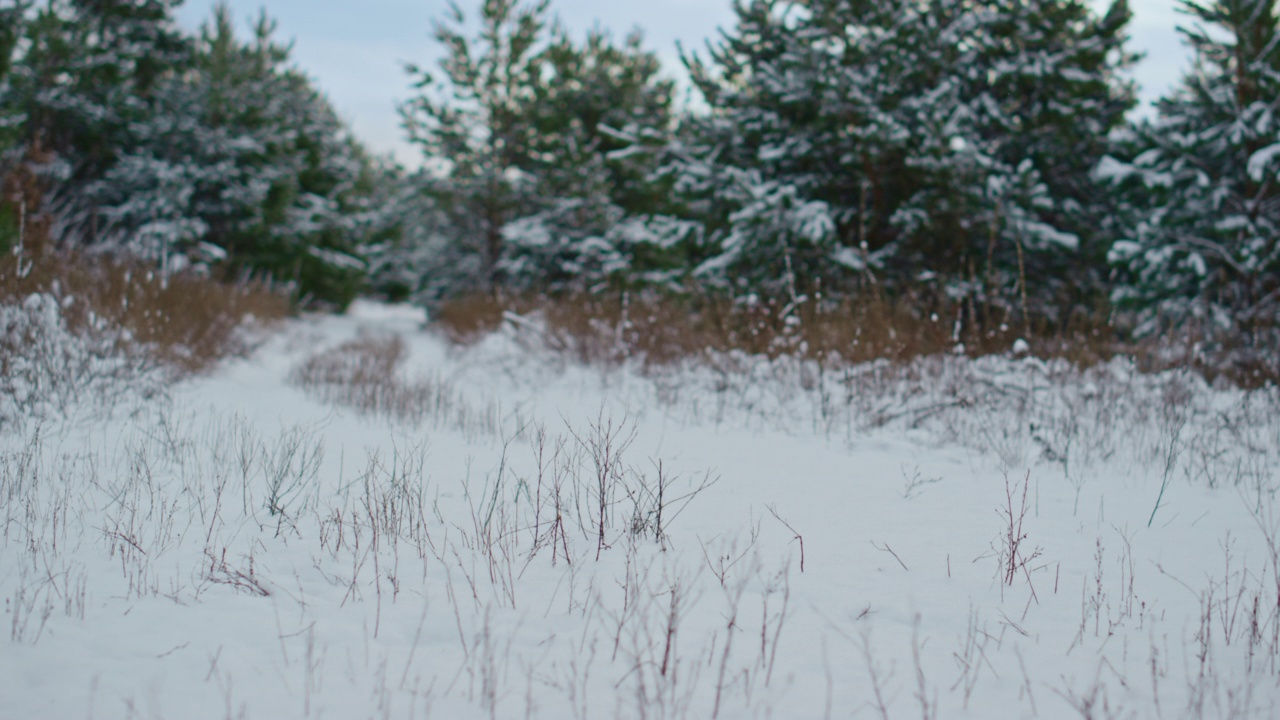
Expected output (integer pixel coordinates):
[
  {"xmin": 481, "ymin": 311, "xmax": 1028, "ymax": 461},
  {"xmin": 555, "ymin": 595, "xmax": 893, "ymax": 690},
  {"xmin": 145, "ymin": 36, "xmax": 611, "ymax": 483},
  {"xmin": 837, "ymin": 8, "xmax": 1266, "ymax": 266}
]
[
  {"xmin": 288, "ymin": 331, "xmax": 503, "ymax": 437},
  {"xmin": 0, "ymin": 248, "xmax": 290, "ymax": 376},
  {"xmin": 0, "ymin": 244, "xmax": 290, "ymax": 430},
  {"xmin": 430, "ymin": 289, "xmax": 1135, "ymax": 375},
  {"xmin": 429, "ymin": 289, "xmax": 1280, "ymax": 387},
  {"xmin": 0, "ymin": 153, "xmax": 289, "ymax": 429},
  {"xmin": 430, "ymin": 293, "xmax": 514, "ymax": 346}
]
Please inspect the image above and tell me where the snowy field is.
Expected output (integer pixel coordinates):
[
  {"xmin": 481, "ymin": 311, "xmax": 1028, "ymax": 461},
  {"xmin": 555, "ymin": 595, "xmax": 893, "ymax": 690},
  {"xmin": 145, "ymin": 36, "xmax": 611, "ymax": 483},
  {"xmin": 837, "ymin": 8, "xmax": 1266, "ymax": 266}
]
[{"xmin": 4, "ymin": 300, "xmax": 1280, "ymax": 719}]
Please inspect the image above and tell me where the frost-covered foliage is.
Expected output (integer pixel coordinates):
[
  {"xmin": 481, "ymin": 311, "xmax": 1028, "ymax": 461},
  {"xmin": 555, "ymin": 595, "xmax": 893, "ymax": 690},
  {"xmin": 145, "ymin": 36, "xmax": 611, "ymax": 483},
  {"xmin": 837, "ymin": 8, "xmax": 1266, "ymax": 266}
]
[
  {"xmin": 398, "ymin": 0, "xmax": 546, "ymax": 297},
  {"xmin": 398, "ymin": 0, "xmax": 676, "ymax": 302},
  {"xmin": 662, "ymin": 0, "xmax": 1135, "ymax": 310},
  {"xmin": 0, "ymin": 293, "xmax": 159, "ymax": 431},
  {"xmin": 0, "ymin": 3, "xmax": 31, "ymax": 255},
  {"xmin": 1, "ymin": 1, "xmax": 387, "ymax": 309},
  {"xmin": 4, "ymin": 0, "xmax": 190, "ymax": 184},
  {"xmin": 501, "ymin": 26, "xmax": 679, "ymax": 291},
  {"xmin": 0, "ymin": 2, "xmax": 26, "ymax": 157},
  {"xmin": 363, "ymin": 170, "xmax": 471, "ymax": 305},
  {"xmin": 1103, "ymin": 0, "xmax": 1280, "ymax": 363},
  {"xmin": 89, "ymin": 7, "xmax": 381, "ymax": 308}
]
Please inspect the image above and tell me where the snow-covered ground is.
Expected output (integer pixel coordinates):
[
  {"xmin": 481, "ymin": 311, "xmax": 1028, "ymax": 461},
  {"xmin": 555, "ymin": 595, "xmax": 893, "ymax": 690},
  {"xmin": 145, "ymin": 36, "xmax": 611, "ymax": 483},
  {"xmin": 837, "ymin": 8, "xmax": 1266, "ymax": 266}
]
[{"xmin": 4, "ymin": 300, "xmax": 1280, "ymax": 719}]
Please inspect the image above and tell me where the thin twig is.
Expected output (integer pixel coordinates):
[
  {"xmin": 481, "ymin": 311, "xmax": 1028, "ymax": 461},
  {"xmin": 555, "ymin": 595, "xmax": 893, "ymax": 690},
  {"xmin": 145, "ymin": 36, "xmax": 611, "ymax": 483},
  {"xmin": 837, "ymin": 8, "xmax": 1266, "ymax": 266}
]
[
  {"xmin": 871, "ymin": 540, "xmax": 908, "ymax": 571},
  {"xmin": 766, "ymin": 504, "xmax": 805, "ymax": 572}
]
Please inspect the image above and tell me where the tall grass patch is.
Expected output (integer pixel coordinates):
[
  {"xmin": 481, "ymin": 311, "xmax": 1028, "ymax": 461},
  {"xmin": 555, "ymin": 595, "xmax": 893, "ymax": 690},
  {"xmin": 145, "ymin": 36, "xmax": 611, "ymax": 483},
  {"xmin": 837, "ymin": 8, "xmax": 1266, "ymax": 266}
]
[
  {"xmin": 1, "ymin": 249, "xmax": 289, "ymax": 375},
  {"xmin": 430, "ymin": 289, "xmax": 1132, "ymax": 374},
  {"xmin": 428, "ymin": 289, "xmax": 1280, "ymax": 387}
]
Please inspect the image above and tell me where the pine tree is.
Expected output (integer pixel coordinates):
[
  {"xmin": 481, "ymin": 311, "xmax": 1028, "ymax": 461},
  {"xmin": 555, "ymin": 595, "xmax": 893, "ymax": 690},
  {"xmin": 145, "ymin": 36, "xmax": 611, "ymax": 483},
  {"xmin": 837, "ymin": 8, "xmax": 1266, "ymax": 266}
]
[
  {"xmin": 968, "ymin": 0, "xmax": 1137, "ymax": 318},
  {"xmin": 0, "ymin": 0, "xmax": 382, "ymax": 307},
  {"xmin": 401, "ymin": 0, "xmax": 550, "ymax": 295},
  {"xmin": 666, "ymin": 0, "xmax": 1135, "ymax": 317},
  {"xmin": 0, "ymin": 1, "xmax": 32, "ymax": 252},
  {"xmin": 1104, "ymin": 0, "xmax": 1280, "ymax": 359},
  {"xmin": 501, "ymin": 23, "xmax": 676, "ymax": 291},
  {"xmin": 10, "ymin": 0, "xmax": 190, "ymax": 194},
  {"xmin": 364, "ymin": 168, "xmax": 462, "ymax": 304},
  {"xmin": 0, "ymin": 0, "xmax": 190, "ymax": 256},
  {"xmin": 672, "ymin": 0, "xmax": 851, "ymax": 296},
  {"xmin": 83, "ymin": 4, "xmax": 380, "ymax": 308},
  {"xmin": 401, "ymin": 0, "xmax": 675, "ymax": 300}
]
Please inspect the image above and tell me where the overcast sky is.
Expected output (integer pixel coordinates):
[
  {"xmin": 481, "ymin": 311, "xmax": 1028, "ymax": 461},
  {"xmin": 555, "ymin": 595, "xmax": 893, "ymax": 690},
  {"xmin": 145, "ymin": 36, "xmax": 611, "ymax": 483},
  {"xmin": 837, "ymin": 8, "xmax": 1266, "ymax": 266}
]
[{"xmin": 174, "ymin": 0, "xmax": 1192, "ymax": 168}]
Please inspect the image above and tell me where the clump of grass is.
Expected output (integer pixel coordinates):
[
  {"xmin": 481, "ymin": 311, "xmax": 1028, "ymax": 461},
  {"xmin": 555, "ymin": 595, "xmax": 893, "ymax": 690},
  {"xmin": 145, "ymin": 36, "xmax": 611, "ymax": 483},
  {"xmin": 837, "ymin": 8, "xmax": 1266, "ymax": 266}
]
[
  {"xmin": 1124, "ymin": 317, "xmax": 1280, "ymax": 390},
  {"xmin": 288, "ymin": 331, "xmax": 501, "ymax": 437},
  {"xmin": 289, "ymin": 330, "xmax": 406, "ymax": 394},
  {"xmin": 429, "ymin": 293, "xmax": 526, "ymax": 346}
]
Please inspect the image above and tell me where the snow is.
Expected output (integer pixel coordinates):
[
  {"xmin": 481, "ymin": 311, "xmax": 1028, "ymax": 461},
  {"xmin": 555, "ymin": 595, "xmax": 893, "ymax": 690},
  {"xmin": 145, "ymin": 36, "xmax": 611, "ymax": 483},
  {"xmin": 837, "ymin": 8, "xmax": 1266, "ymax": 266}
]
[
  {"xmin": 604, "ymin": 145, "xmax": 648, "ymax": 161},
  {"xmin": 1019, "ymin": 219, "xmax": 1080, "ymax": 251},
  {"xmin": 4, "ymin": 300, "xmax": 1280, "ymax": 718},
  {"xmin": 1108, "ymin": 239, "xmax": 1142, "ymax": 263},
  {"xmin": 306, "ymin": 245, "xmax": 368, "ymax": 271},
  {"xmin": 1247, "ymin": 143, "xmax": 1280, "ymax": 182},
  {"xmin": 1093, "ymin": 155, "xmax": 1134, "ymax": 183},
  {"xmin": 829, "ymin": 245, "xmax": 869, "ymax": 271}
]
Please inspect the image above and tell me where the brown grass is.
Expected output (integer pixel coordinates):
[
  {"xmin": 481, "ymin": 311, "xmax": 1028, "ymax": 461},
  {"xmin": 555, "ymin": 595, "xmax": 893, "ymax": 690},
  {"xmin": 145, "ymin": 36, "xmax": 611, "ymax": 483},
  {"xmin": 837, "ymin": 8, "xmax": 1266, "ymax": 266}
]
[
  {"xmin": 429, "ymin": 289, "xmax": 1280, "ymax": 387},
  {"xmin": 290, "ymin": 331, "xmax": 407, "ymax": 391},
  {"xmin": 0, "ymin": 249, "xmax": 290, "ymax": 377},
  {"xmin": 429, "ymin": 289, "xmax": 1136, "ymax": 375},
  {"xmin": 429, "ymin": 293, "xmax": 514, "ymax": 345}
]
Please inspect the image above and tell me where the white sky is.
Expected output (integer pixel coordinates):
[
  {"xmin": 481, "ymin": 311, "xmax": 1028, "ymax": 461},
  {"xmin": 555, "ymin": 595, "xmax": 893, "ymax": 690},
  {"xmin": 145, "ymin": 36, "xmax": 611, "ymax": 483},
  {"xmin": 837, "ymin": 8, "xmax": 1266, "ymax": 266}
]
[{"xmin": 175, "ymin": 0, "xmax": 1192, "ymax": 168}]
